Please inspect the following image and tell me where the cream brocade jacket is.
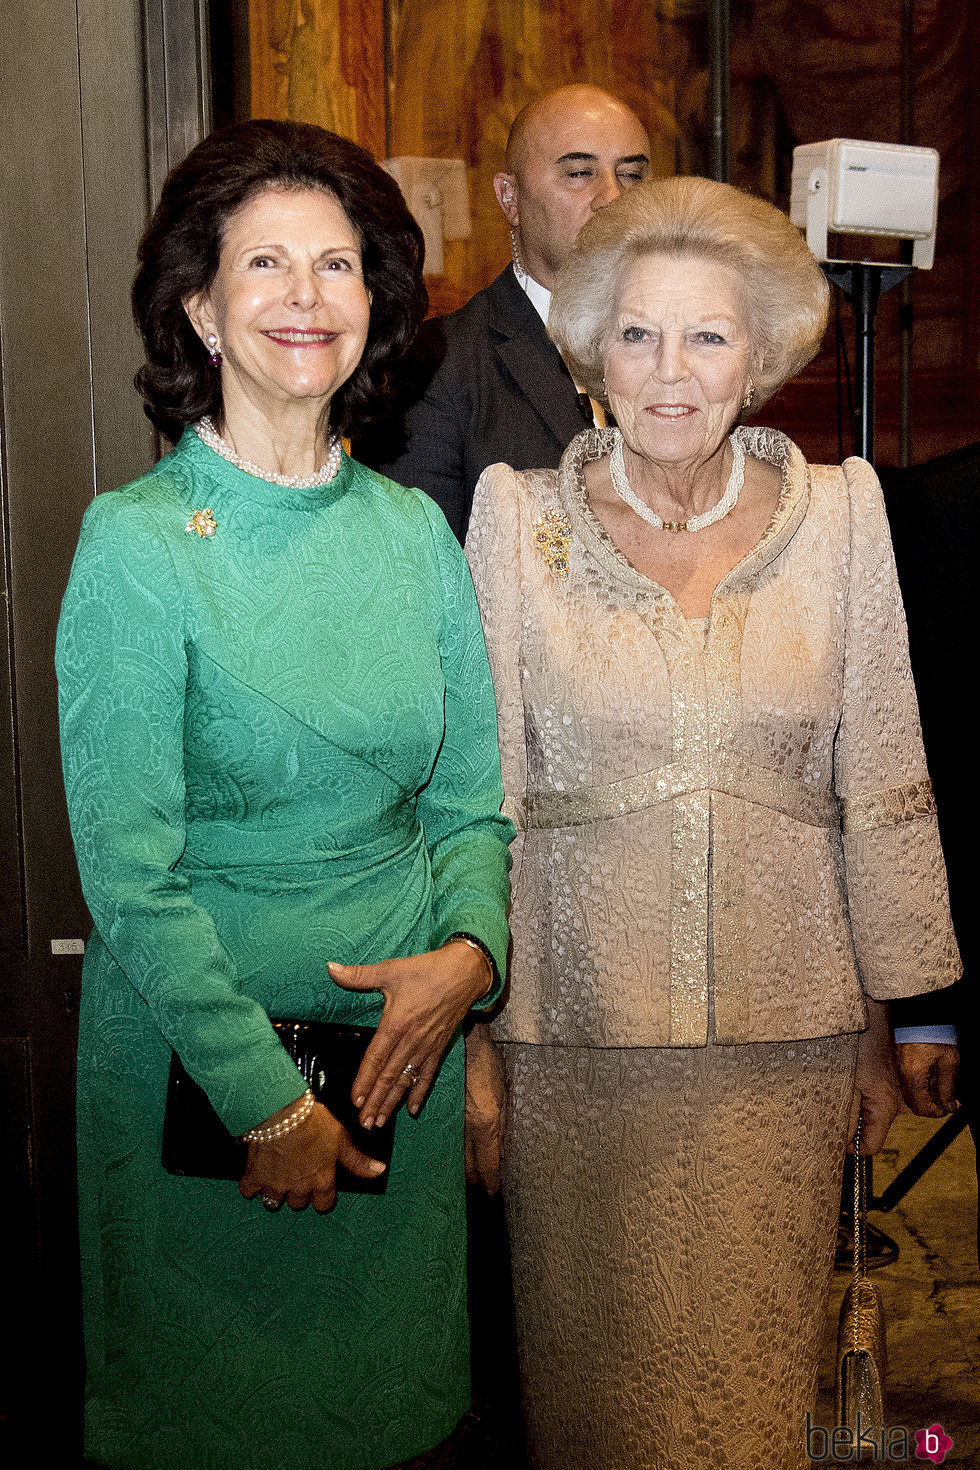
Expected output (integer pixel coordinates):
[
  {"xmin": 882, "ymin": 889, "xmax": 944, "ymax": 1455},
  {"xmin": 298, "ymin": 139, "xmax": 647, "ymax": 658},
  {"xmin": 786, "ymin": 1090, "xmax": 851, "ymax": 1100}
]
[{"xmin": 465, "ymin": 427, "xmax": 960, "ymax": 1048}]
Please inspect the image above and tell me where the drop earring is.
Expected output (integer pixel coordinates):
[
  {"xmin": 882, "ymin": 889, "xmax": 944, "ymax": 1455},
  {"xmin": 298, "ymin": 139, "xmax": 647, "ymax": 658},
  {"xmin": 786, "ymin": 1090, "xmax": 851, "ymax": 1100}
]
[
  {"xmin": 206, "ymin": 333, "xmax": 222, "ymax": 368},
  {"xmin": 741, "ymin": 378, "xmax": 755, "ymax": 411}
]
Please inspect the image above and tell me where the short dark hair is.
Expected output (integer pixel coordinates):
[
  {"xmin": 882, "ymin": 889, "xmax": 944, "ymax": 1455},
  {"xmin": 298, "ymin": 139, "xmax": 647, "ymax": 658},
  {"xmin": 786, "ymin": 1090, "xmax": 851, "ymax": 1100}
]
[{"xmin": 132, "ymin": 120, "xmax": 427, "ymax": 441}]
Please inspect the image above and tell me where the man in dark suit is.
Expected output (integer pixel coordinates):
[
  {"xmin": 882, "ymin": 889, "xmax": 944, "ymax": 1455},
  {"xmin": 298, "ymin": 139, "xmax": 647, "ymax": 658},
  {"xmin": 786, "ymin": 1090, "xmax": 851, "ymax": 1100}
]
[
  {"xmin": 356, "ymin": 84, "xmax": 650, "ymax": 542},
  {"xmin": 882, "ymin": 446, "xmax": 977, "ymax": 1223}
]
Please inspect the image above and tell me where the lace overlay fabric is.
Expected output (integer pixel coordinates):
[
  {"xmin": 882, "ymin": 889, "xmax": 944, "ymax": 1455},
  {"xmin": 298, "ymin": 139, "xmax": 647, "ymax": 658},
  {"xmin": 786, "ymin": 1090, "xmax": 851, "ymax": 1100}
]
[{"xmin": 466, "ymin": 428, "xmax": 960, "ymax": 1047}]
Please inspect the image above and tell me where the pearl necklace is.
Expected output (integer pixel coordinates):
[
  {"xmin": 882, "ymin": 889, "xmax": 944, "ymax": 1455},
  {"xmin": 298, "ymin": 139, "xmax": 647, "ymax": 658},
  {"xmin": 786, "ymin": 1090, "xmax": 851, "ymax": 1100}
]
[
  {"xmin": 609, "ymin": 429, "xmax": 746, "ymax": 533},
  {"xmin": 195, "ymin": 417, "xmax": 343, "ymax": 488}
]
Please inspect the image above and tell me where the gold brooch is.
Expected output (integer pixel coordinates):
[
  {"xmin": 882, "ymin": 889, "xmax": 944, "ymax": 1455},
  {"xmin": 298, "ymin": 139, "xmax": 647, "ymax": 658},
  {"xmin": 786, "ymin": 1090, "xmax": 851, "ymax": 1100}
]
[
  {"xmin": 533, "ymin": 507, "xmax": 572, "ymax": 582},
  {"xmin": 185, "ymin": 508, "xmax": 217, "ymax": 538}
]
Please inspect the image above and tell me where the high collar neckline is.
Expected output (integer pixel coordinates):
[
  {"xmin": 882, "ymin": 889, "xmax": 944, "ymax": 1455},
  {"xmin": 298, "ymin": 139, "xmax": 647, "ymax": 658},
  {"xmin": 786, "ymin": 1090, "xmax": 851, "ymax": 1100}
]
[{"xmin": 175, "ymin": 424, "xmax": 355, "ymax": 510}]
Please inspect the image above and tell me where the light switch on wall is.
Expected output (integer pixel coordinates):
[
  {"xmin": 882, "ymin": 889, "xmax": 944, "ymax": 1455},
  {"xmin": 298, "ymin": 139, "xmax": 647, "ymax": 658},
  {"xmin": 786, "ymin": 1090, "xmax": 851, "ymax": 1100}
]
[{"xmin": 384, "ymin": 157, "xmax": 471, "ymax": 276}]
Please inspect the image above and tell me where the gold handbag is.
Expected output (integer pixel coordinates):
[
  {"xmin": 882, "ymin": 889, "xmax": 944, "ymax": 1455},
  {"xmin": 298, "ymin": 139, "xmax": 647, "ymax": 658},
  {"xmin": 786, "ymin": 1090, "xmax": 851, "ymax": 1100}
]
[{"xmin": 836, "ymin": 1114, "xmax": 887, "ymax": 1440}]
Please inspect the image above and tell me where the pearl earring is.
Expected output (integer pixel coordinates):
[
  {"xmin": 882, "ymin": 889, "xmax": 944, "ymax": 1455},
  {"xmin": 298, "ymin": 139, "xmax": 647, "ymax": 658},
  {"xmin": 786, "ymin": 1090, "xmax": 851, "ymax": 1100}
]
[{"xmin": 206, "ymin": 333, "xmax": 222, "ymax": 368}]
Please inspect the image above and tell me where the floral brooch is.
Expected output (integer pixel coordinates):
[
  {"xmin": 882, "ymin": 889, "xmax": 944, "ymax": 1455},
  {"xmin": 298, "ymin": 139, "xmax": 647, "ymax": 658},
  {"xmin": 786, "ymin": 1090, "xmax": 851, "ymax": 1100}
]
[
  {"xmin": 185, "ymin": 508, "xmax": 217, "ymax": 538},
  {"xmin": 533, "ymin": 507, "xmax": 572, "ymax": 582}
]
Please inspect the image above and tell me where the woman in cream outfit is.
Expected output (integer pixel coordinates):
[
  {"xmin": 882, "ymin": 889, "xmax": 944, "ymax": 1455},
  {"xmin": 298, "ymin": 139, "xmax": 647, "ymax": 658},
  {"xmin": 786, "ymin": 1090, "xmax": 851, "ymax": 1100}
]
[{"xmin": 463, "ymin": 177, "xmax": 960, "ymax": 1470}]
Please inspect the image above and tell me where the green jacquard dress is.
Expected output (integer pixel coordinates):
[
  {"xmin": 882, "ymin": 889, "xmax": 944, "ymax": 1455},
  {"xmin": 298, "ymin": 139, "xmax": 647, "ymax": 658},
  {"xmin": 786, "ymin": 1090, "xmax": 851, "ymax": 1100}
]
[{"xmin": 56, "ymin": 429, "xmax": 513, "ymax": 1470}]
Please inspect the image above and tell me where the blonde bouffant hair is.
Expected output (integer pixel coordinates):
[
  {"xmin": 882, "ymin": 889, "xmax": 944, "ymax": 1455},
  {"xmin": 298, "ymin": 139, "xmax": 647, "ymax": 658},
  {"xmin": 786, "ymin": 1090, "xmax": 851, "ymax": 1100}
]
[{"xmin": 549, "ymin": 175, "xmax": 829, "ymax": 410}]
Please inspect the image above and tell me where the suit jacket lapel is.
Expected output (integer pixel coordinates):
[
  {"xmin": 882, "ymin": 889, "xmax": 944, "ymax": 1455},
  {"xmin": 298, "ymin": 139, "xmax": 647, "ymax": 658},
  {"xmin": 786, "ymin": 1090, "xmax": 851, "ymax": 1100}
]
[{"xmin": 487, "ymin": 268, "xmax": 588, "ymax": 448}]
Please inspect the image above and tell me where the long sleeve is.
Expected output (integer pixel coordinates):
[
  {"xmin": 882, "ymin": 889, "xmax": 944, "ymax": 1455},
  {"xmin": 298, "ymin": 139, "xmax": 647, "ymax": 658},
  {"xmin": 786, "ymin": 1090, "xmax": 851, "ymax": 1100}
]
[
  {"xmin": 415, "ymin": 497, "xmax": 514, "ymax": 1001},
  {"xmin": 834, "ymin": 457, "xmax": 962, "ymax": 1000},
  {"xmin": 465, "ymin": 465, "xmax": 529, "ymax": 902},
  {"xmin": 57, "ymin": 494, "xmax": 308, "ymax": 1135}
]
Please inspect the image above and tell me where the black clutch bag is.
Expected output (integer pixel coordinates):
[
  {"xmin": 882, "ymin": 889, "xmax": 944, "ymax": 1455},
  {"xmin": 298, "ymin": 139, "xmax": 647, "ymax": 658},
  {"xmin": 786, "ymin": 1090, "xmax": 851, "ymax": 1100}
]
[{"xmin": 161, "ymin": 1018, "xmax": 394, "ymax": 1194}]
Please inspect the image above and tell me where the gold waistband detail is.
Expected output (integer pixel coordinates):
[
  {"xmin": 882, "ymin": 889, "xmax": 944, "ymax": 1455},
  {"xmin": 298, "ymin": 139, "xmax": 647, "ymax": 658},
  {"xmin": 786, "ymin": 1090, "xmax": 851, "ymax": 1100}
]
[
  {"xmin": 839, "ymin": 777, "xmax": 936, "ymax": 834},
  {"xmin": 526, "ymin": 767, "xmax": 939, "ymax": 834},
  {"xmin": 525, "ymin": 762, "xmax": 839, "ymax": 830}
]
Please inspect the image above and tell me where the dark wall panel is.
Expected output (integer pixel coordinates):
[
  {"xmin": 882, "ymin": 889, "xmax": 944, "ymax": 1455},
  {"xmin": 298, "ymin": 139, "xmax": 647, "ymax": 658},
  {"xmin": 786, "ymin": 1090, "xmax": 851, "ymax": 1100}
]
[
  {"xmin": 0, "ymin": 0, "xmax": 208, "ymax": 1456},
  {"xmin": 0, "ymin": 347, "xmax": 26, "ymax": 955}
]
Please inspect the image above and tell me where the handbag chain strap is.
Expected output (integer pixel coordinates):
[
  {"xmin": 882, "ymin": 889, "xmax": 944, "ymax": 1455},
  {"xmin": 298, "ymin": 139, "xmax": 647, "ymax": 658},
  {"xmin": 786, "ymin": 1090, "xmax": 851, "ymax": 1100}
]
[{"xmin": 852, "ymin": 1111, "xmax": 866, "ymax": 1352}]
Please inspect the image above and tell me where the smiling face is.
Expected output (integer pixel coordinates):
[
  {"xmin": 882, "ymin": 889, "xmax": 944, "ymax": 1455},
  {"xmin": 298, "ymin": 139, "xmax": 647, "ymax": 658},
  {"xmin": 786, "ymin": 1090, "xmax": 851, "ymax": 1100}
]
[
  {"xmin": 494, "ymin": 87, "xmax": 650, "ymax": 289},
  {"xmin": 604, "ymin": 252, "xmax": 756, "ymax": 469},
  {"xmin": 184, "ymin": 185, "xmax": 371, "ymax": 425}
]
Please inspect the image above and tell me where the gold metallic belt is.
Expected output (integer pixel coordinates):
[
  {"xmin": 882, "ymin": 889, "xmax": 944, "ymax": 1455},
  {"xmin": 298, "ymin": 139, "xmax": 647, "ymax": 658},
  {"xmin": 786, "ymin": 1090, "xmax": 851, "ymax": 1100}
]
[{"xmin": 524, "ymin": 764, "xmax": 935, "ymax": 834}]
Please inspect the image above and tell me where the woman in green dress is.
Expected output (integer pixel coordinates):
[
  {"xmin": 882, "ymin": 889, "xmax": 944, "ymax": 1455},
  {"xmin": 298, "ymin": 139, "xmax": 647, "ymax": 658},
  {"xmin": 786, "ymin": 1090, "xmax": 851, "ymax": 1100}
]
[{"xmin": 56, "ymin": 120, "xmax": 513, "ymax": 1470}]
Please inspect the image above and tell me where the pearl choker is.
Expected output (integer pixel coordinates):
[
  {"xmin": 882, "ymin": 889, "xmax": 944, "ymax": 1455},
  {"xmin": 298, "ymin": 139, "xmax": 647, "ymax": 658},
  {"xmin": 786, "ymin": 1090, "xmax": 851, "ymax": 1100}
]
[
  {"xmin": 194, "ymin": 417, "xmax": 343, "ymax": 488},
  {"xmin": 609, "ymin": 429, "xmax": 746, "ymax": 533}
]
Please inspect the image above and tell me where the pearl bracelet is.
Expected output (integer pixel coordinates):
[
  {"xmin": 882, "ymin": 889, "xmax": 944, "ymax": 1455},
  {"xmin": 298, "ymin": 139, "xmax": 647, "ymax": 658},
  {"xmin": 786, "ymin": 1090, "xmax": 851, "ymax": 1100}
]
[
  {"xmin": 242, "ymin": 1088, "xmax": 316, "ymax": 1144},
  {"xmin": 445, "ymin": 933, "xmax": 496, "ymax": 999}
]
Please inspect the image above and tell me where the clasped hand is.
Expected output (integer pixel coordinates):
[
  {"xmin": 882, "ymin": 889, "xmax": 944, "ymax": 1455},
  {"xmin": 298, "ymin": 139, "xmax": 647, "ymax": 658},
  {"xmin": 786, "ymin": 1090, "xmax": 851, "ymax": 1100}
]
[
  {"xmin": 239, "ymin": 940, "xmax": 490, "ymax": 1212},
  {"xmin": 239, "ymin": 1102, "xmax": 385, "ymax": 1213},
  {"xmin": 895, "ymin": 1041, "xmax": 959, "ymax": 1118}
]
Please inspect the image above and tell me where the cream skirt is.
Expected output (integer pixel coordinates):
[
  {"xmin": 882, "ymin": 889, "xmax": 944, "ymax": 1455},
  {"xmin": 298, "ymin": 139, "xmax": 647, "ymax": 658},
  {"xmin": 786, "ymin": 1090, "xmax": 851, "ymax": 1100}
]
[{"xmin": 501, "ymin": 1035, "xmax": 859, "ymax": 1470}]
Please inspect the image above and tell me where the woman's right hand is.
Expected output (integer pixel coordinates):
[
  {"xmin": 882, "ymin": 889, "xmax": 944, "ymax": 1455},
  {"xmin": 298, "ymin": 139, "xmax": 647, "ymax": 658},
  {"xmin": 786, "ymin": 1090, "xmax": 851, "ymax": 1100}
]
[{"xmin": 239, "ymin": 1099, "xmax": 386, "ymax": 1213}]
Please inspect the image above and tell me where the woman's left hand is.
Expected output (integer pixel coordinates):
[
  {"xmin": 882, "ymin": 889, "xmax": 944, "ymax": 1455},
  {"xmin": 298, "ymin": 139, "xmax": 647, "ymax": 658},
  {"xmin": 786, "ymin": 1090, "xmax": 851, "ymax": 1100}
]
[
  {"xmin": 846, "ymin": 997, "xmax": 903, "ymax": 1155},
  {"xmin": 328, "ymin": 941, "xmax": 492, "ymax": 1129}
]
